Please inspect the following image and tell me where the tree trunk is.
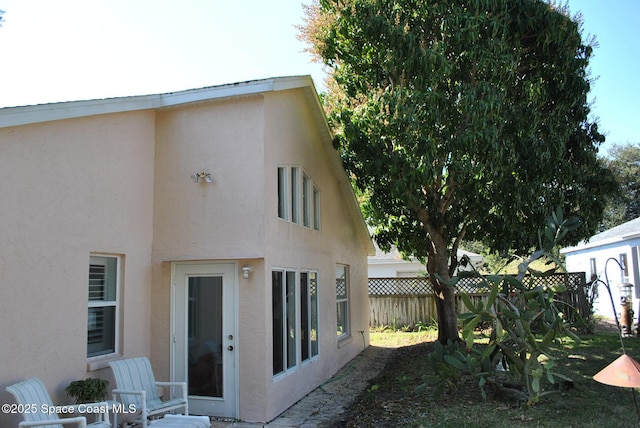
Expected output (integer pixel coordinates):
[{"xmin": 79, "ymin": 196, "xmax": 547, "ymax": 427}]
[
  {"xmin": 427, "ymin": 227, "xmax": 460, "ymax": 343},
  {"xmin": 434, "ymin": 280, "xmax": 459, "ymax": 343}
]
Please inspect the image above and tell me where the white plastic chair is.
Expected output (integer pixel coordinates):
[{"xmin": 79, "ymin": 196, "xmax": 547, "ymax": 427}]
[
  {"xmin": 109, "ymin": 357, "xmax": 188, "ymax": 428},
  {"xmin": 6, "ymin": 377, "xmax": 110, "ymax": 428}
]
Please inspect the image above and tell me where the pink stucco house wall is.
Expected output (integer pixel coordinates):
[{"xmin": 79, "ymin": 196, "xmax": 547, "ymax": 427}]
[{"xmin": 0, "ymin": 75, "xmax": 374, "ymax": 424}]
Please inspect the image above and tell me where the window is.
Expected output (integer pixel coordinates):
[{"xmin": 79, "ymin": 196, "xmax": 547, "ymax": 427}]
[
  {"xmin": 336, "ymin": 265, "xmax": 349, "ymax": 339},
  {"xmin": 278, "ymin": 167, "xmax": 288, "ymax": 220},
  {"xmin": 273, "ymin": 269, "xmax": 319, "ymax": 376},
  {"xmin": 313, "ymin": 186, "xmax": 320, "ymax": 230},
  {"xmin": 300, "ymin": 272, "xmax": 319, "ymax": 361},
  {"xmin": 620, "ymin": 253, "xmax": 629, "ymax": 277},
  {"xmin": 88, "ymin": 255, "xmax": 120, "ymax": 358},
  {"xmin": 291, "ymin": 167, "xmax": 300, "ymax": 224},
  {"xmin": 272, "ymin": 270, "xmax": 297, "ymax": 375},
  {"xmin": 589, "ymin": 258, "xmax": 597, "ymax": 281},
  {"xmin": 277, "ymin": 166, "xmax": 320, "ymax": 230},
  {"xmin": 303, "ymin": 173, "xmax": 311, "ymax": 228},
  {"xmin": 286, "ymin": 271, "xmax": 297, "ymax": 369},
  {"xmin": 272, "ymin": 271, "xmax": 284, "ymax": 375}
]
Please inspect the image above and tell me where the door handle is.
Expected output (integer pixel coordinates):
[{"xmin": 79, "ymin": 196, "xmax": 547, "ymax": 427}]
[{"xmin": 227, "ymin": 345, "xmax": 234, "ymax": 351}]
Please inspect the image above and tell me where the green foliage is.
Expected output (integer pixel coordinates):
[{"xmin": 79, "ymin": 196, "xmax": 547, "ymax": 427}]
[
  {"xmin": 419, "ymin": 339, "xmax": 493, "ymax": 400},
  {"xmin": 360, "ymin": 329, "xmax": 640, "ymax": 427},
  {"xmin": 65, "ymin": 378, "xmax": 109, "ymax": 404},
  {"xmin": 429, "ymin": 212, "xmax": 581, "ymax": 406},
  {"xmin": 366, "ymin": 384, "xmax": 380, "ymax": 395},
  {"xmin": 308, "ymin": 0, "xmax": 615, "ymax": 255},
  {"xmin": 301, "ymin": 0, "xmax": 617, "ymax": 342},
  {"xmin": 600, "ymin": 142, "xmax": 640, "ymax": 230},
  {"xmin": 396, "ymin": 374, "xmax": 411, "ymax": 392},
  {"xmin": 414, "ymin": 320, "xmax": 433, "ymax": 332}
]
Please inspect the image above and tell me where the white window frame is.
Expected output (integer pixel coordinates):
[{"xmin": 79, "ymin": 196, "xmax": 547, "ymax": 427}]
[
  {"xmin": 300, "ymin": 271, "xmax": 319, "ymax": 362},
  {"xmin": 336, "ymin": 264, "xmax": 350, "ymax": 340},
  {"xmin": 313, "ymin": 185, "xmax": 321, "ymax": 231},
  {"xmin": 277, "ymin": 166, "xmax": 320, "ymax": 231},
  {"xmin": 87, "ymin": 254, "xmax": 121, "ymax": 359},
  {"xmin": 278, "ymin": 166, "xmax": 289, "ymax": 220},
  {"xmin": 291, "ymin": 167, "xmax": 301, "ymax": 224},
  {"xmin": 272, "ymin": 268, "xmax": 320, "ymax": 377},
  {"xmin": 302, "ymin": 172, "xmax": 311, "ymax": 228},
  {"xmin": 272, "ymin": 269, "xmax": 298, "ymax": 376}
]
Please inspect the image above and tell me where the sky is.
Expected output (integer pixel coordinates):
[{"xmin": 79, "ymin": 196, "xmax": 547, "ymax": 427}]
[{"xmin": 0, "ymin": 0, "xmax": 638, "ymax": 152}]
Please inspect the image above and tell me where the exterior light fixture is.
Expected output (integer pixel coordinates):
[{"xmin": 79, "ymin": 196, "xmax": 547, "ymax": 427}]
[
  {"xmin": 191, "ymin": 170, "xmax": 213, "ymax": 183},
  {"xmin": 241, "ymin": 265, "xmax": 253, "ymax": 279}
]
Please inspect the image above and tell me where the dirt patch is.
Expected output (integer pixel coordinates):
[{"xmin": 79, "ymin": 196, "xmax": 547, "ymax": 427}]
[
  {"xmin": 330, "ymin": 341, "xmax": 438, "ymax": 427},
  {"xmin": 331, "ymin": 319, "xmax": 624, "ymax": 427}
]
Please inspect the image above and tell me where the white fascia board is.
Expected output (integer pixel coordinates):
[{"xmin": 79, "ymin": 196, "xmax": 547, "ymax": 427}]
[
  {"xmin": 157, "ymin": 79, "xmax": 277, "ymax": 108},
  {"xmin": 563, "ymin": 232, "xmax": 640, "ymax": 254},
  {"xmin": 0, "ymin": 95, "xmax": 160, "ymax": 128},
  {"xmin": 561, "ymin": 236, "xmax": 629, "ymax": 254},
  {"xmin": 0, "ymin": 76, "xmax": 311, "ymax": 129}
]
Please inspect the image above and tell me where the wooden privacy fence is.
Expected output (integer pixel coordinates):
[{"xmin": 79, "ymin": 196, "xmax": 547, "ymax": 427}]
[{"xmin": 368, "ymin": 272, "xmax": 589, "ymax": 328}]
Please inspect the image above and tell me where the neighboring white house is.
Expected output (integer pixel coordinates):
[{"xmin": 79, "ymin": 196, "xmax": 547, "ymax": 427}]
[
  {"xmin": 0, "ymin": 76, "xmax": 374, "ymax": 425},
  {"xmin": 562, "ymin": 217, "xmax": 640, "ymax": 320},
  {"xmin": 368, "ymin": 240, "xmax": 484, "ymax": 278}
]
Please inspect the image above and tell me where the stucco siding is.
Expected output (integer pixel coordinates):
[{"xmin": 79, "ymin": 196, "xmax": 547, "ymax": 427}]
[
  {"xmin": 0, "ymin": 77, "xmax": 373, "ymax": 425},
  {"xmin": 0, "ymin": 111, "xmax": 156, "ymax": 426},
  {"xmin": 152, "ymin": 96, "xmax": 266, "ymax": 261},
  {"xmin": 255, "ymin": 90, "xmax": 371, "ymax": 422},
  {"xmin": 150, "ymin": 95, "xmax": 267, "ymax": 386}
]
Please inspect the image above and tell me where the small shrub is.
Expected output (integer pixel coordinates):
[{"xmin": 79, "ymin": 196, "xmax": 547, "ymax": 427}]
[
  {"xmin": 414, "ymin": 320, "xmax": 434, "ymax": 332},
  {"xmin": 65, "ymin": 378, "xmax": 109, "ymax": 404}
]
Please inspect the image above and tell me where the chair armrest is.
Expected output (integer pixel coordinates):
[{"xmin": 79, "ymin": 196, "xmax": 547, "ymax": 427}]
[
  {"xmin": 155, "ymin": 381, "xmax": 188, "ymax": 401},
  {"xmin": 112, "ymin": 388, "xmax": 147, "ymax": 420},
  {"xmin": 112, "ymin": 389, "xmax": 147, "ymax": 411},
  {"xmin": 112, "ymin": 389, "xmax": 146, "ymax": 398},
  {"xmin": 19, "ymin": 416, "xmax": 87, "ymax": 427}
]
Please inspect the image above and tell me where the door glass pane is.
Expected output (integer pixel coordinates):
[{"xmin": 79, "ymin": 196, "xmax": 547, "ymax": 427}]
[{"xmin": 188, "ymin": 276, "xmax": 223, "ymax": 398}]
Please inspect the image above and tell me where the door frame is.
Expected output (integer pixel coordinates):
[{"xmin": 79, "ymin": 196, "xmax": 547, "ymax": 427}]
[{"xmin": 170, "ymin": 261, "xmax": 239, "ymax": 418}]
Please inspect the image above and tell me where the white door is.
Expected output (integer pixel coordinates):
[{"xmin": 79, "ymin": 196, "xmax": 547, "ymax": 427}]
[{"xmin": 172, "ymin": 263, "xmax": 237, "ymax": 418}]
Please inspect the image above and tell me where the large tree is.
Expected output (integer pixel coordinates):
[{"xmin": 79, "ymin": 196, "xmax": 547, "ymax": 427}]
[
  {"xmin": 600, "ymin": 143, "xmax": 640, "ymax": 230},
  {"xmin": 300, "ymin": 0, "xmax": 617, "ymax": 342}
]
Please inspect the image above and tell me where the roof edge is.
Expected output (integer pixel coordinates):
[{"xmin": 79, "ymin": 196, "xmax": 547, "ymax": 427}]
[
  {"xmin": 297, "ymin": 80, "xmax": 375, "ymax": 256},
  {"xmin": 562, "ymin": 232, "xmax": 640, "ymax": 254},
  {"xmin": 0, "ymin": 75, "xmax": 312, "ymax": 128}
]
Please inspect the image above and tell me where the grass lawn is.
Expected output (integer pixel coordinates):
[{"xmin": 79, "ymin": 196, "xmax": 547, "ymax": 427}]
[{"xmin": 338, "ymin": 324, "xmax": 640, "ymax": 427}]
